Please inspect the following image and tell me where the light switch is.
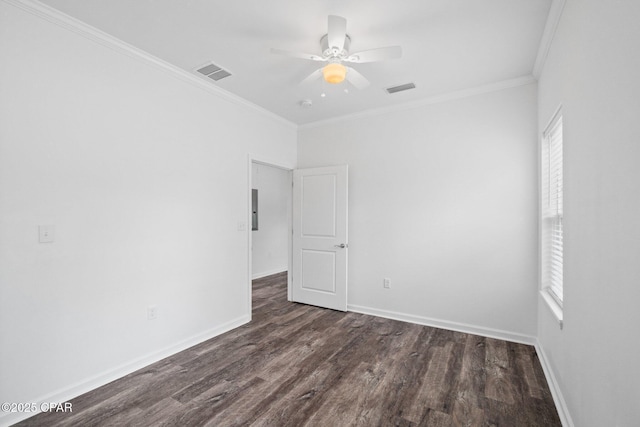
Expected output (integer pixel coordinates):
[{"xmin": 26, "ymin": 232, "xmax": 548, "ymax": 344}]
[
  {"xmin": 238, "ymin": 221, "xmax": 247, "ymax": 231},
  {"xmin": 39, "ymin": 225, "xmax": 55, "ymax": 243}
]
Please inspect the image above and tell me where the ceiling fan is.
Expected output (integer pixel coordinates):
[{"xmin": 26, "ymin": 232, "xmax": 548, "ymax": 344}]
[{"xmin": 271, "ymin": 15, "xmax": 402, "ymax": 90}]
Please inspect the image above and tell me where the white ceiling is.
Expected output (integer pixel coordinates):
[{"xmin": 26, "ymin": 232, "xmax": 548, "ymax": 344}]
[{"xmin": 37, "ymin": 0, "xmax": 553, "ymax": 125}]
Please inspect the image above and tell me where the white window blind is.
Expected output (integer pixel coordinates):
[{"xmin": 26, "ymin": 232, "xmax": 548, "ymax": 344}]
[{"xmin": 544, "ymin": 113, "xmax": 563, "ymax": 304}]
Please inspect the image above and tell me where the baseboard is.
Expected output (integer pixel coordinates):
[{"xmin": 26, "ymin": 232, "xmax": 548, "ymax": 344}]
[
  {"xmin": 252, "ymin": 268, "xmax": 287, "ymax": 280},
  {"xmin": 347, "ymin": 304, "xmax": 537, "ymax": 345},
  {"xmin": 534, "ymin": 340, "xmax": 574, "ymax": 427},
  {"xmin": 347, "ymin": 304, "xmax": 573, "ymax": 424},
  {"xmin": 0, "ymin": 314, "xmax": 250, "ymax": 427}
]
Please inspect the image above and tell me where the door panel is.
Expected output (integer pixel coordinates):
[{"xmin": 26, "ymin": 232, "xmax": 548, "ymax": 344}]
[
  {"xmin": 301, "ymin": 174, "xmax": 336, "ymax": 237},
  {"xmin": 292, "ymin": 165, "xmax": 348, "ymax": 311},
  {"xmin": 301, "ymin": 250, "xmax": 336, "ymax": 293}
]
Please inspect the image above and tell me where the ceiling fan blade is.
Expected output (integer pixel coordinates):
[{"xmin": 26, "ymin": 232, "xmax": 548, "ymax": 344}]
[
  {"xmin": 345, "ymin": 46, "xmax": 402, "ymax": 63},
  {"xmin": 327, "ymin": 15, "xmax": 347, "ymax": 52},
  {"xmin": 300, "ymin": 68, "xmax": 323, "ymax": 85},
  {"xmin": 270, "ymin": 48, "xmax": 325, "ymax": 62},
  {"xmin": 346, "ymin": 67, "xmax": 370, "ymax": 90}
]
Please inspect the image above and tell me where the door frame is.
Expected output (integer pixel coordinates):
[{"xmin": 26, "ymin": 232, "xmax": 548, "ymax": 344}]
[{"xmin": 247, "ymin": 154, "xmax": 294, "ymax": 318}]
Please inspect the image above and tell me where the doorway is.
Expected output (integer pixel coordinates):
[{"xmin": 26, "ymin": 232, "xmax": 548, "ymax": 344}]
[{"xmin": 248, "ymin": 157, "xmax": 293, "ymax": 316}]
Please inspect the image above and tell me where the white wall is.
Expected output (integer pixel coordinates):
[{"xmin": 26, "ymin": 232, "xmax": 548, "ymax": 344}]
[
  {"xmin": 537, "ymin": 0, "xmax": 640, "ymax": 426},
  {"xmin": 251, "ymin": 163, "xmax": 290, "ymax": 278},
  {"xmin": 0, "ymin": 2, "xmax": 296, "ymax": 424},
  {"xmin": 298, "ymin": 83, "xmax": 539, "ymax": 340}
]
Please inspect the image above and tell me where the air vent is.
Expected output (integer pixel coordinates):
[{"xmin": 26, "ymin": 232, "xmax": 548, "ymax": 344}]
[
  {"xmin": 196, "ymin": 62, "xmax": 232, "ymax": 82},
  {"xmin": 386, "ymin": 83, "xmax": 416, "ymax": 94}
]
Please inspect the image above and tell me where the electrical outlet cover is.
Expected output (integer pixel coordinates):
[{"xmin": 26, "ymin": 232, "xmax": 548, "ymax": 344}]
[
  {"xmin": 147, "ymin": 305, "xmax": 158, "ymax": 320},
  {"xmin": 39, "ymin": 225, "xmax": 55, "ymax": 243}
]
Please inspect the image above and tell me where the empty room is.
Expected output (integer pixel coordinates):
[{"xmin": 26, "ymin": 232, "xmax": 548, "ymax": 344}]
[{"xmin": 1, "ymin": 0, "xmax": 639, "ymax": 426}]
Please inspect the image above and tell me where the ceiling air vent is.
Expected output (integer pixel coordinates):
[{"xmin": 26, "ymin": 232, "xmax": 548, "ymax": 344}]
[
  {"xmin": 196, "ymin": 62, "xmax": 232, "ymax": 82},
  {"xmin": 386, "ymin": 83, "xmax": 416, "ymax": 94}
]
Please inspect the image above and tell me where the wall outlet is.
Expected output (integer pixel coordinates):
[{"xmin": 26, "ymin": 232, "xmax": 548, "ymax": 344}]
[
  {"xmin": 383, "ymin": 278, "xmax": 391, "ymax": 289},
  {"xmin": 147, "ymin": 305, "xmax": 158, "ymax": 320},
  {"xmin": 39, "ymin": 225, "xmax": 55, "ymax": 243}
]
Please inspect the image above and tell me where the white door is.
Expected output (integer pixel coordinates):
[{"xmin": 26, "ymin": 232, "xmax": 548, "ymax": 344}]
[{"xmin": 292, "ymin": 165, "xmax": 348, "ymax": 311}]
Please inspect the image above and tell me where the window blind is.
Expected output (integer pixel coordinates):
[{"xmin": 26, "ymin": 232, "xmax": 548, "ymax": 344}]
[{"xmin": 545, "ymin": 115, "xmax": 563, "ymax": 303}]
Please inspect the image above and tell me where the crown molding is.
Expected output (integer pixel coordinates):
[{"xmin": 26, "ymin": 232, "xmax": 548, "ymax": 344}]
[
  {"xmin": 2, "ymin": 0, "xmax": 297, "ymax": 130},
  {"xmin": 299, "ymin": 75, "xmax": 537, "ymax": 130},
  {"xmin": 533, "ymin": 0, "xmax": 567, "ymax": 79},
  {"xmin": 5, "ymin": 0, "xmax": 558, "ymax": 131}
]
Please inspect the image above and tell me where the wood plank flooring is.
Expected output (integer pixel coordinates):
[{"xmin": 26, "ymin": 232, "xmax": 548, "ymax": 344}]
[{"xmin": 17, "ymin": 272, "xmax": 561, "ymax": 426}]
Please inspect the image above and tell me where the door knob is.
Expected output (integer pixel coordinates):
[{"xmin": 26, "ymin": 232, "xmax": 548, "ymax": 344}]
[{"xmin": 334, "ymin": 243, "xmax": 348, "ymax": 248}]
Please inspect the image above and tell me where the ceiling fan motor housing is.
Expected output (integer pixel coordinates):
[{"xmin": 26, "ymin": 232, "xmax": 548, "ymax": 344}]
[{"xmin": 320, "ymin": 34, "xmax": 351, "ymax": 58}]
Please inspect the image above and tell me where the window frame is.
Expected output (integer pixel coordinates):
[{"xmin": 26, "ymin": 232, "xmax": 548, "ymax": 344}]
[{"xmin": 540, "ymin": 106, "xmax": 564, "ymax": 327}]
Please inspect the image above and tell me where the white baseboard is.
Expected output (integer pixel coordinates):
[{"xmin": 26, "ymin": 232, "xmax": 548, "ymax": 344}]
[
  {"xmin": 0, "ymin": 314, "xmax": 250, "ymax": 427},
  {"xmin": 1, "ymin": 306, "xmax": 572, "ymax": 427},
  {"xmin": 534, "ymin": 340, "xmax": 574, "ymax": 427},
  {"xmin": 347, "ymin": 304, "xmax": 574, "ymax": 425},
  {"xmin": 347, "ymin": 304, "xmax": 537, "ymax": 345},
  {"xmin": 252, "ymin": 268, "xmax": 287, "ymax": 280}
]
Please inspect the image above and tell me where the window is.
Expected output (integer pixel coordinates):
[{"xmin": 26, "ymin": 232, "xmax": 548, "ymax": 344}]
[{"xmin": 542, "ymin": 108, "xmax": 563, "ymax": 309}]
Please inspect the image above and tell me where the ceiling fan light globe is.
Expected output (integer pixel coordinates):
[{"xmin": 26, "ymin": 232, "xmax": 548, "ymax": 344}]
[{"xmin": 323, "ymin": 63, "xmax": 347, "ymax": 84}]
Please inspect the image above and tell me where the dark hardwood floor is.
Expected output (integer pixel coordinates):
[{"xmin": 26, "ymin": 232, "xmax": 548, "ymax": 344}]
[{"xmin": 17, "ymin": 272, "xmax": 561, "ymax": 426}]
